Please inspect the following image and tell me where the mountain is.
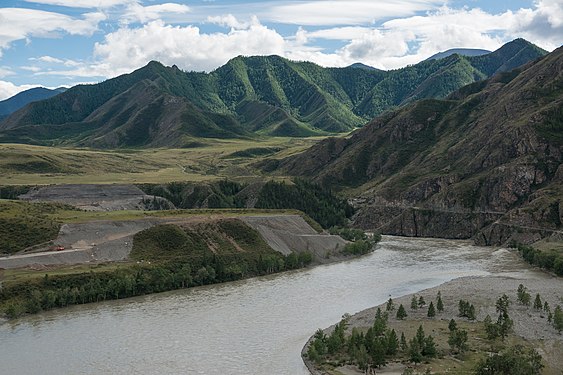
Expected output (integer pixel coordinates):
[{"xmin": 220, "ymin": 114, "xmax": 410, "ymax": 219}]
[
  {"xmin": 0, "ymin": 87, "xmax": 65, "ymax": 120},
  {"xmin": 0, "ymin": 39, "xmax": 547, "ymax": 148},
  {"xmin": 426, "ymin": 48, "xmax": 491, "ymax": 61},
  {"xmin": 277, "ymin": 45, "xmax": 563, "ymax": 245},
  {"xmin": 347, "ymin": 63, "xmax": 379, "ymax": 71}
]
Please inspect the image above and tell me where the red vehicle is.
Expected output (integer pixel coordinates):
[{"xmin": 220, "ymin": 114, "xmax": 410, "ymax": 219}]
[{"xmin": 49, "ymin": 245, "xmax": 65, "ymax": 251}]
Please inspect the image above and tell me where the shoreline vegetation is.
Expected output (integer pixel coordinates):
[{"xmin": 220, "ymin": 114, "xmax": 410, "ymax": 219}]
[
  {"xmin": 0, "ymin": 213, "xmax": 380, "ymax": 320},
  {"xmin": 302, "ymin": 273, "xmax": 563, "ymax": 375}
]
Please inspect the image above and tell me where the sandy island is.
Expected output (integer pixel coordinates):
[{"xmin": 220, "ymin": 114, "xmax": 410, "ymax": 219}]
[{"xmin": 303, "ymin": 270, "xmax": 563, "ymax": 374}]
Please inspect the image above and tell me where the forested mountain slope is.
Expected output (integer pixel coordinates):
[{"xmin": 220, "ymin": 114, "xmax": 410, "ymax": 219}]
[
  {"xmin": 0, "ymin": 39, "xmax": 546, "ymax": 148},
  {"xmin": 278, "ymin": 45, "xmax": 562, "ymax": 245}
]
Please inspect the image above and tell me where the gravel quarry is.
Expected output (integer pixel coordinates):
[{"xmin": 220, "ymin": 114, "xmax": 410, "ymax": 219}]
[{"xmin": 0, "ymin": 214, "xmax": 348, "ymax": 269}]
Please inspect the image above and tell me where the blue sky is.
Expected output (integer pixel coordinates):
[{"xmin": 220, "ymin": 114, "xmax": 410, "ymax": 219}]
[{"xmin": 0, "ymin": 0, "xmax": 561, "ymax": 99}]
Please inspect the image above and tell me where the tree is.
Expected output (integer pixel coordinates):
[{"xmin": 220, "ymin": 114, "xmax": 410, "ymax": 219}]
[
  {"xmin": 437, "ymin": 294, "xmax": 444, "ymax": 312},
  {"xmin": 396, "ymin": 304, "xmax": 408, "ymax": 320},
  {"xmin": 400, "ymin": 332, "xmax": 408, "ymax": 352},
  {"xmin": 415, "ymin": 325, "xmax": 426, "ymax": 348},
  {"xmin": 386, "ymin": 297, "xmax": 395, "ymax": 311},
  {"xmin": 448, "ymin": 319, "xmax": 457, "ymax": 332},
  {"xmin": 411, "ymin": 295, "xmax": 418, "ymax": 310},
  {"xmin": 554, "ymin": 305, "xmax": 563, "ymax": 333},
  {"xmin": 543, "ymin": 301, "xmax": 550, "ymax": 313},
  {"xmin": 371, "ymin": 337, "xmax": 387, "ymax": 368},
  {"xmin": 418, "ymin": 295, "xmax": 426, "ymax": 308},
  {"xmin": 386, "ymin": 329, "xmax": 399, "ymax": 356},
  {"xmin": 496, "ymin": 294, "xmax": 510, "ymax": 315},
  {"xmin": 373, "ymin": 307, "xmax": 388, "ymax": 336},
  {"xmin": 517, "ymin": 284, "xmax": 531, "ymax": 306},
  {"xmin": 533, "ymin": 294, "xmax": 542, "ymax": 310},
  {"xmin": 422, "ymin": 336, "xmax": 437, "ymax": 358},
  {"xmin": 475, "ymin": 345, "xmax": 543, "ymax": 375},
  {"xmin": 448, "ymin": 328, "xmax": 468, "ymax": 354},
  {"xmin": 427, "ymin": 301, "xmax": 436, "ymax": 318},
  {"xmin": 408, "ymin": 338, "xmax": 422, "ymax": 363},
  {"xmin": 468, "ymin": 304, "xmax": 476, "ymax": 320}
]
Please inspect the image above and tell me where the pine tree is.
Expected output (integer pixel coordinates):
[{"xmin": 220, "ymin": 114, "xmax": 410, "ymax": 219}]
[
  {"xmin": 418, "ymin": 295, "xmax": 426, "ymax": 308},
  {"xmin": 448, "ymin": 319, "xmax": 457, "ymax": 332},
  {"xmin": 468, "ymin": 304, "xmax": 476, "ymax": 320},
  {"xmin": 396, "ymin": 304, "xmax": 408, "ymax": 320},
  {"xmin": 400, "ymin": 332, "xmax": 408, "ymax": 351},
  {"xmin": 427, "ymin": 301, "xmax": 436, "ymax": 318},
  {"xmin": 544, "ymin": 301, "xmax": 550, "ymax": 313},
  {"xmin": 533, "ymin": 294, "xmax": 542, "ymax": 310},
  {"xmin": 373, "ymin": 307, "xmax": 388, "ymax": 336},
  {"xmin": 411, "ymin": 295, "xmax": 418, "ymax": 310},
  {"xmin": 437, "ymin": 294, "xmax": 444, "ymax": 312},
  {"xmin": 422, "ymin": 335, "xmax": 437, "ymax": 358},
  {"xmin": 386, "ymin": 329, "xmax": 399, "ymax": 355},
  {"xmin": 386, "ymin": 297, "xmax": 395, "ymax": 311},
  {"xmin": 554, "ymin": 305, "xmax": 563, "ymax": 333}
]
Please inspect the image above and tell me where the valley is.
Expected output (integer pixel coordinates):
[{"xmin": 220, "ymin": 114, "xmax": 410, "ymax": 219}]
[{"xmin": 0, "ymin": 36, "xmax": 561, "ymax": 375}]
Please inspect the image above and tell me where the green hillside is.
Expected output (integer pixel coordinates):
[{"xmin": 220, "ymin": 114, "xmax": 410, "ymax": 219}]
[{"xmin": 0, "ymin": 39, "xmax": 546, "ymax": 148}]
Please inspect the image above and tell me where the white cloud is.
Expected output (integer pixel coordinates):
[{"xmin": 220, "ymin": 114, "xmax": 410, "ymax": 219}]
[
  {"xmin": 91, "ymin": 18, "xmax": 285, "ymax": 75},
  {"xmin": 0, "ymin": 67, "xmax": 15, "ymax": 78},
  {"xmin": 122, "ymin": 3, "xmax": 191, "ymax": 24},
  {"xmin": 207, "ymin": 14, "xmax": 253, "ymax": 30},
  {"xmin": 267, "ymin": 0, "xmax": 444, "ymax": 26},
  {"xmin": 0, "ymin": 8, "xmax": 106, "ymax": 56},
  {"xmin": 24, "ymin": 0, "xmax": 133, "ymax": 8},
  {"xmin": 21, "ymin": 66, "xmax": 42, "ymax": 72},
  {"xmin": 34, "ymin": 55, "xmax": 65, "ymax": 64},
  {"xmin": 0, "ymin": 80, "xmax": 41, "ymax": 101}
]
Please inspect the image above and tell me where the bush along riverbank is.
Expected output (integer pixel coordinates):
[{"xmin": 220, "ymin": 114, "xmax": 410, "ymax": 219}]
[
  {"xmin": 0, "ymin": 217, "xmax": 381, "ymax": 320},
  {"xmin": 303, "ymin": 278, "xmax": 563, "ymax": 375},
  {"xmin": 0, "ymin": 218, "xmax": 315, "ymax": 319}
]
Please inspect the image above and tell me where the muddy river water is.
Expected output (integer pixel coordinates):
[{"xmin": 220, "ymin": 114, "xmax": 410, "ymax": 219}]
[{"xmin": 0, "ymin": 236, "xmax": 529, "ymax": 375}]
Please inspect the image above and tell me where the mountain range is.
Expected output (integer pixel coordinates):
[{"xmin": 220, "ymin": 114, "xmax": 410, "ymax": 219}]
[
  {"xmin": 275, "ymin": 44, "xmax": 562, "ymax": 245},
  {"xmin": 0, "ymin": 87, "xmax": 66, "ymax": 120},
  {"xmin": 0, "ymin": 38, "xmax": 546, "ymax": 148}
]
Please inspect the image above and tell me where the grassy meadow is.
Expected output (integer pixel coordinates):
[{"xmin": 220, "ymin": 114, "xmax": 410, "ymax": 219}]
[{"xmin": 0, "ymin": 136, "xmax": 323, "ymax": 185}]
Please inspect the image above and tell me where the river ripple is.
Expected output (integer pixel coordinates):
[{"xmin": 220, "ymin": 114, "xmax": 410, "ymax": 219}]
[{"xmin": 0, "ymin": 236, "xmax": 529, "ymax": 375}]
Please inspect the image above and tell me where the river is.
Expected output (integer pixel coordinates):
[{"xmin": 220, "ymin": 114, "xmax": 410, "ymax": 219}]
[{"xmin": 0, "ymin": 236, "xmax": 529, "ymax": 375}]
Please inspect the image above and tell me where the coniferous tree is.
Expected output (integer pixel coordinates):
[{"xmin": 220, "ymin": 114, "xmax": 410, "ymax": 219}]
[
  {"xmin": 386, "ymin": 297, "xmax": 395, "ymax": 311},
  {"xmin": 400, "ymin": 332, "xmax": 408, "ymax": 352},
  {"xmin": 437, "ymin": 294, "xmax": 444, "ymax": 312},
  {"xmin": 373, "ymin": 307, "xmax": 388, "ymax": 336},
  {"xmin": 411, "ymin": 295, "xmax": 418, "ymax": 310},
  {"xmin": 543, "ymin": 301, "xmax": 550, "ymax": 313},
  {"xmin": 427, "ymin": 301, "xmax": 436, "ymax": 318},
  {"xmin": 448, "ymin": 319, "xmax": 457, "ymax": 332},
  {"xmin": 386, "ymin": 329, "xmax": 399, "ymax": 355},
  {"xmin": 396, "ymin": 304, "xmax": 408, "ymax": 320},
  {"xmin": 554, "ymin": 305, "xmax": 563, "ymax": 333},
  {"xmin": 418, "ymin": 296, "xmax": 426, "ymax": 308},
  {"xmin": 533, "ymin": 294, "xmax": 542, "ymax": 310}
]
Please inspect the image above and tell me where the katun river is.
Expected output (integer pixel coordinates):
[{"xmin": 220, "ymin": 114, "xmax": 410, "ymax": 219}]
[{"xmin": 0, "ymin": 236, "xmax": 530, "ymax": 375}]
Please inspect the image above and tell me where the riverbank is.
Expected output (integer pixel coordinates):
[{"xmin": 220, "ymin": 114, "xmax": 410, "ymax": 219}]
[{"xmin": 303, "ymin": 268, "xmax": 563, "ymax": 374}]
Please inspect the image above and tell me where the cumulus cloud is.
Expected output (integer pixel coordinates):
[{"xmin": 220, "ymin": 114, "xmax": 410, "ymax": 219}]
[
  {"xmin": 91, "ymin": 18, "xmax": 285, "ymax": 74},
  {"xmin": 0, "ymin": 8, "xmax": 105, "ymax": 56}
]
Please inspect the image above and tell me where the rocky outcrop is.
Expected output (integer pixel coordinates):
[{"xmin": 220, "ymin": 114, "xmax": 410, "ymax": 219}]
[
  {"xmin": 281, "ymin": 46, "xmax": 563, "ymax": 245},
  {"xmin": 354, "ymin": 205, "xmax": 503, "ymax": 239}
]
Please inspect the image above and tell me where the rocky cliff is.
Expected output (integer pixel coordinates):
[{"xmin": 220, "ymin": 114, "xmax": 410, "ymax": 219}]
[{"xmin": 279, "ymin": 46, "xmax": 563, "ymax": 245}]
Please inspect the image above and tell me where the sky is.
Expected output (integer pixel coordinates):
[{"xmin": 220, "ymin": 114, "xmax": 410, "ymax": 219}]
[{"xmin": 0, "ymin": 0, "xmax": 561, "ymax": 100}]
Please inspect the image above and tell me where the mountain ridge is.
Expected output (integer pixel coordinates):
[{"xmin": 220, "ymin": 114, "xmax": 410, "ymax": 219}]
[
  {"xmin": 276, "ymin": 44, "xmax": 562, "ymax": 245},
  {"xmin": 0, "ymin": 38, "xmax": 547, "ymax": 148}
]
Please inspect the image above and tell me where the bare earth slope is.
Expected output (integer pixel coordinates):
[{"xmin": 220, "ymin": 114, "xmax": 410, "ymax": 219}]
[{"xmin": 0, "ymin": 214, "xmax": 346, "ymax": 269}]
